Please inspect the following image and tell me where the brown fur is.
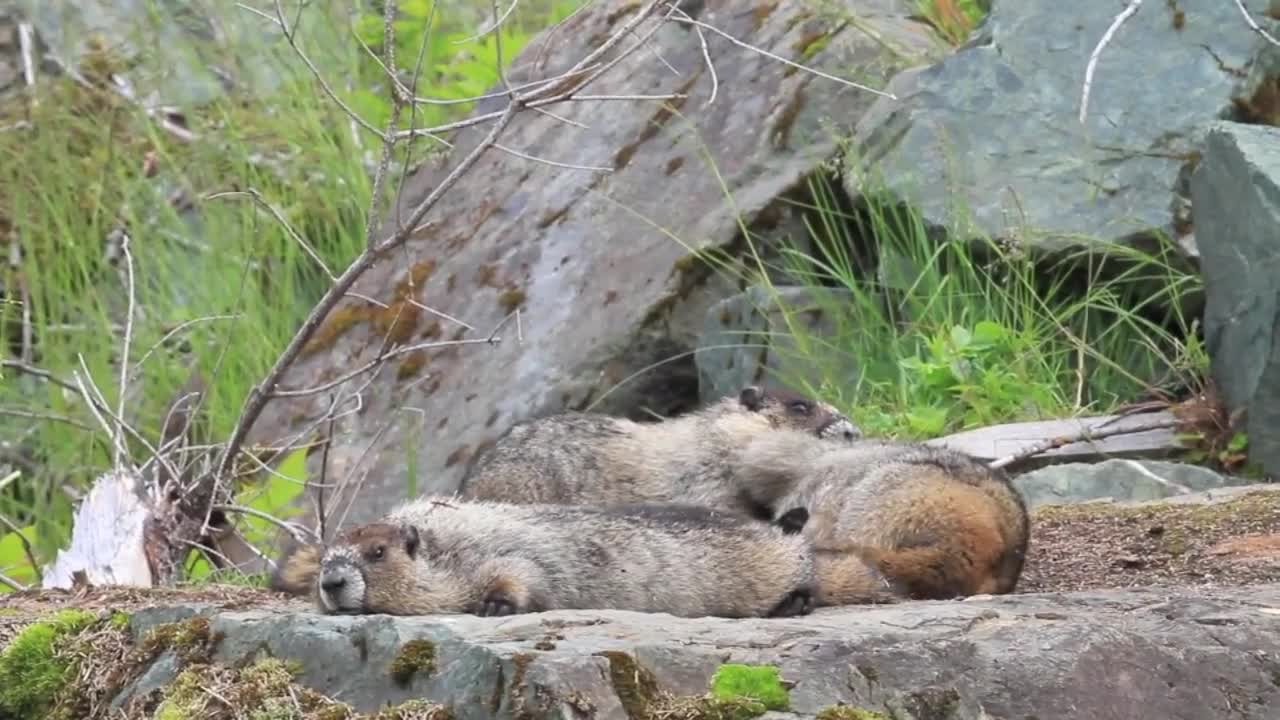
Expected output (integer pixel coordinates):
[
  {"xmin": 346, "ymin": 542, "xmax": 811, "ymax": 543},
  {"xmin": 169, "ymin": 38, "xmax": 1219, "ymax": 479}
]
[
  {"xmin": 271, "ymin": 497, "xmax": 819, "ymax": 619},
  {"xmin": 737, "ymin": 433, "xmax": 1030, "ymax": 601},
  {"xmin": 459, "ymin": 385, "xmax": 860, "ymax": 517},
  {"xmin": 269, "ymin": 542, "xmax": 323, "ymax": 597}
]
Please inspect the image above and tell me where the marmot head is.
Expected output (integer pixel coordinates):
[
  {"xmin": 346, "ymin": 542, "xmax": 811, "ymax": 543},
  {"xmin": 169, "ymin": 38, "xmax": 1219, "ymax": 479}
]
[
  {"xmin": 315, "ymin": 521, "xmax": 469, "ymax": 615},
  {"xmin": 737, "ymin": 385, "xmax": 861, "ymax": 442}
]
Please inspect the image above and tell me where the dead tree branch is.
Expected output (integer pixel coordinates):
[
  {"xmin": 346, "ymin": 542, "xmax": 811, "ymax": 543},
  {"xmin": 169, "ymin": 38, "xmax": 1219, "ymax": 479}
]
[{"xmin": 988, "ymin": 415, "xmax": 1184, "ymax": 471}]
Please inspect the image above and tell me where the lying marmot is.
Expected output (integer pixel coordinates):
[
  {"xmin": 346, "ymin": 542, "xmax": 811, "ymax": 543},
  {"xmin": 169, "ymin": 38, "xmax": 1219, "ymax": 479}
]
[
  {"xmin": 737, "ymin": 432, "xmax": 1030, "ymax": 601},
  {"xmin": 459, "ymin": 385, "xmax": 860, "ymax": 515},
  {"xmin": 269, "ymin": 497, "xmax": 822, "ymax": 618}
]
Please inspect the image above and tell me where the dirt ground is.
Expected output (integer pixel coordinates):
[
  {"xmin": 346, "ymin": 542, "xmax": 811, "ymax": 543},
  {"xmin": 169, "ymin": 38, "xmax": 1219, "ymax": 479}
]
[
  {"xmin": 3, "ymin": 490, "xmax": 1280, "ymax": 638},
  {"xmin": 1017, "ymin": 488, "xmax": 1280, "ymax": 593}
]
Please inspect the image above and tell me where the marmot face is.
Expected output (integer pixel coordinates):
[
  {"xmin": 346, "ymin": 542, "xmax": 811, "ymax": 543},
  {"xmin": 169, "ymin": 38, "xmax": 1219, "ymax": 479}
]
[
  {"xmin": 317, "ymin": 522, "xmax": 422, "ymax": 614},
  {"xmin": 738, "ymin": 385, "xmax": 861, "ymax": 441}
]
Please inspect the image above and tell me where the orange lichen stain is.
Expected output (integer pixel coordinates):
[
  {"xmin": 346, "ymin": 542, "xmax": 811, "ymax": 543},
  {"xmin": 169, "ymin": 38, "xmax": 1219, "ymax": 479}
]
[
  {"xmin": 498, "ymin": 287, "xmax": 527, "ymax": 313},
  {"xmin": 476, "ymin": 264, "xmax": 500, "ymax": 288},
  {"xmin": 753, "ymin": 0, "xmax": 780, "ymax": 28},
  {"xmin": 538, "ymin": 205, "xmax": 570, "ymax": 228},
  {"xmin": 394, "ymin": 259, "xmax": 438, "ymax": 298},
  {"xmin": 303, "ymin": 303, "xmax": 373, "ymax": 356},
  {"xmin": 771, "ymin": 85, "xmax": 808, "ymax": 150},
  {"xmin": 397, "ymin": 350, "xmax": 430, "ymax": 380},
  {"xmin": 606, "ymin": 0, "xmax": 642, "ymax": 25},
  {"xmin": 614, "ymin": 76, "xmax": 698, "ymax": 170},
  {"xmin": 371, "ymin": 300, "xmax": 422, "ymax": 345},
  {"xmin": 444, "ymin": 445, "xmax": 472, "ymax": 468}
]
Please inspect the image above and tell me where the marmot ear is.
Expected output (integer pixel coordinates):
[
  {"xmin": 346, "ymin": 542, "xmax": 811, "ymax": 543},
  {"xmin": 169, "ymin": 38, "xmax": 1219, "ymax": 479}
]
[
  {"xmin": 400, "ymin": 524, "xmax": 420, "ymax": 558},
  {"xmin": 738, "ymin": 386, "xmax": 764, "ymax": 411}
]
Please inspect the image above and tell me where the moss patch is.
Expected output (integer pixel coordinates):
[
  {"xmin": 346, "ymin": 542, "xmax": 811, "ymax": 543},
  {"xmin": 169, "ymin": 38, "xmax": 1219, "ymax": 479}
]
[
  {"xmin": 138, "ymin": 615, "xmax": 221, "ymax": 665},
  {"xmin": 0, "ymin": 608, "xmax": 97, "ymax": 718},
  {"xmin": 709, "ymin": 664, "xmax": 789, "ymax": 711},
  {"xmin": 600, "ymin": 651, "xmax": 660, "ymax": 720},
  {"xmin": 149, "ymin": 657, "xmax": 350, "ymax": 719},
  {"xmin": 389, "ymin": 639, "xmax": 437, "ymax": 687}
]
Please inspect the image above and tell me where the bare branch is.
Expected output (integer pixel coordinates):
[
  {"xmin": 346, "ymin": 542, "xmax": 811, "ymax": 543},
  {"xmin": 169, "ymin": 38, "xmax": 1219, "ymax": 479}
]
[
  {"xmin": 0, "ymin": 407, "xmax": 96, "ymax": 432},
  {"xmin": 0, "ymin": 511, "xmax": 40, "ymax": 580},
  {"xmin": 0, "ymin": 571, "xmax": 27, "ymax": 592},
  {"xmin": 114, "ymin": 234, "xmax": 136, "ymax": 468},
  {"xmin": 1080, "ymin": 0, "xmax": 1144, "ymax": 124},
  {"xmin": 1233, "ymin": 0, "xmax": 1280, "ymax": 46},
  {"xmin": 213, "ymin": 504, "xmax": 316, "ymax": 544},
  {"xmin": 987, "ymin": 415, "xmax": 1183, "ymax": 471}
]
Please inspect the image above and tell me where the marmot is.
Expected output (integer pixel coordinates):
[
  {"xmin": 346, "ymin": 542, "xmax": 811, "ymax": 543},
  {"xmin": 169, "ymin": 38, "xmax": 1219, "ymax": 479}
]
[
  {"xmin": 459, "ymin": 385, "xmax": 860, "ymax": 515},
  {"xmin": 269, "ymin": 497, "xmax": 820, "ymax": 619},
  {"xmin": 736, "ymin": 432, "xmax": 1030, "ymax": 601}
]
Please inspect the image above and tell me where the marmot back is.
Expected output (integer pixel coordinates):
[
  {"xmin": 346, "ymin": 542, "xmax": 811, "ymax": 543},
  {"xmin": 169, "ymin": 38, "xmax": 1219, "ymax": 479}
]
[
  {"xmin": 270, "ymin": 496, "xmax": 819, "ymax": 619},
  {"xmin": 459, "ymin": 385, "xmax": 860, "ymax": 514},
  {"xmin": 736, "ymin": 431, "xmax": 1030, "ymax": 601}
]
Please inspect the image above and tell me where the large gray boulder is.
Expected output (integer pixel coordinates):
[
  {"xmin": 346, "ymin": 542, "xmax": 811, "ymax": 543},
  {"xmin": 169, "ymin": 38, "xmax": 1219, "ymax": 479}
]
[
  {"xmin": 110, "ymin": 584, "xmax": 1280, "ymax": 719},
  {"xmin": 1193, "ymin": 121, "xmax": 1280, "ymax": 479},
  {"xmin": 848, "ymin": 0, "xmax": 1274, "ymax": 258},
  {"xmin": 249, "ymin": 0, "xmax": 938, "ymax": 528}
]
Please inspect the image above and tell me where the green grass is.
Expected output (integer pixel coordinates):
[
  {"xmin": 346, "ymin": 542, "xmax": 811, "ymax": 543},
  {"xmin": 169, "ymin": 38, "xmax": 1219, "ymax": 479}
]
[
  {"xmin": 737, "ymin": 170, "xmax": 1205, "ymax": 440},
  {"xmin": 0, "ymin": 0, "xmax": 580, "ymax": 586}
]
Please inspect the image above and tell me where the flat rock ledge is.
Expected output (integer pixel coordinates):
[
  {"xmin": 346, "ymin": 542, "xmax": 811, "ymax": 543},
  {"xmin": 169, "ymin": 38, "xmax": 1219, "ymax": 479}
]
[{"xmin": 101, "ymin": 584, "xmax": 1280, "ymax": 719}]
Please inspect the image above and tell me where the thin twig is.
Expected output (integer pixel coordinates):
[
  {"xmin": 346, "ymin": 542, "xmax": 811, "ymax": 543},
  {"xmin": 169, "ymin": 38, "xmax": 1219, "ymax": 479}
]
[
  {"xmin": 273, "ymin": 337, "xmax": 501, "ymax": 399},
  {"xmin": 205, "ymin": 190, "xmax": 335, "ymax": 280},
  {"xmin": 0, "ymin": 571, "xmax": 27, "ymax": 592},
  {"xmin": 129, "ymin": 314, "xmax": 240, "ymax": 381},
  {"xmin": 987, "ymin": 416, "xmax": 1183, "ymax": 471},
  {"xmin": 667, "ymin": 15, "xmax": 896, "ymax": 100},
  {"xmin": 0, "ymin": 407, "xmax": 96, "ymax": 432},
  {"xmin": 1079, "ymin": 0, "xmax": 1144, "ymax": 124},
  {"xmin": 1233, "ymin": 0, "xmax": 1280, "ymax": 46},
  {"xmin": 114, "ymin": 235, "xmax": 136, "ymax": 468},
  {"xmin": 0, "ymin": 512, "xmax": 39, "ymax": 578},
  {"xmin": 213, "ymin": 504, "xmax": 314, "ymax": 544}
]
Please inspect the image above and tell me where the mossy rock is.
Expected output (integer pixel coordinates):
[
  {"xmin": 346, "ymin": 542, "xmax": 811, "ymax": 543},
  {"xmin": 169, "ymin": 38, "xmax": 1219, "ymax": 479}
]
[{"xmin": 0, "ymin": 608, "xmax": 98, "ymax": 718}]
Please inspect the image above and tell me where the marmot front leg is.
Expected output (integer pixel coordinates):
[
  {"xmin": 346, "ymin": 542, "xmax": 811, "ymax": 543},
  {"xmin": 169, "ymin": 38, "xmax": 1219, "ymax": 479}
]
[
  {"xmin": 766, "ymin": 587, "xmax": 815, "ymax": 617},
  {"xmin": 470, "ymin": 556, "xmax": 549, "ymax": 616}
]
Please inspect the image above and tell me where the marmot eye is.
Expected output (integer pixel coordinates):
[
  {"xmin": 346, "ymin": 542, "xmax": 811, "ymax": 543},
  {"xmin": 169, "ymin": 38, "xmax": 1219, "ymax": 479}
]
[
  {"xmin": 787, "ymin": 400, "xmax": 812, "ymax": 414},
  {"xmin": 371, "ymin": 545, "xmax": 385, "ymax": 561}
]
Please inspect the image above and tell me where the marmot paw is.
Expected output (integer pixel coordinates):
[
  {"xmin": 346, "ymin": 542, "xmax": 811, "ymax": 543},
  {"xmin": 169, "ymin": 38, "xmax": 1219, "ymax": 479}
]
[
  {"xmin": 476, "ymin": 589, "xmax": 522, "ymax": 617},
  {"xmin": 766, "ymin": 588, "xmax": 814, "ymax": 618}
]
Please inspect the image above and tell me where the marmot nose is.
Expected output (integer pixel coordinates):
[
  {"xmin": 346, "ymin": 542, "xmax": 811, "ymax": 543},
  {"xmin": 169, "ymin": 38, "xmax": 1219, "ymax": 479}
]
[
  {"xmin": 320, "ymin": 575, "xmax": 347, "ymax": 593},
  {"xmin": 843, "ymin": 428, "xmax": 856, "ymax": 440}
]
